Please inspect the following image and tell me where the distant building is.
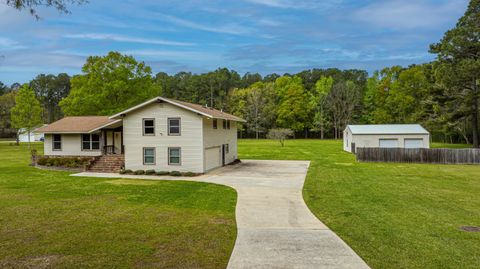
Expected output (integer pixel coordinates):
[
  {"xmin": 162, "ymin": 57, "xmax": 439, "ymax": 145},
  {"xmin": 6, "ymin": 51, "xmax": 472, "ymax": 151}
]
[
  {"xmin": 17, "ymin": 128, "xmax": 44, "ymax": 142},
  {"xmin": 343, "ymin": 124, "xmax": 430, "ymax": 153}
]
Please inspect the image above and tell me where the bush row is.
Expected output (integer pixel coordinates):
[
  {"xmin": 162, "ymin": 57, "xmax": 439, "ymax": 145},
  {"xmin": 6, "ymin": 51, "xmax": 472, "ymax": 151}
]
[
  {"xmin": 119, "ymin": 169, "xmax": 199, "ymax": 177},
  {"xmin": 37, "ymin": 156, "xmax": 91, "ymax": 168}
]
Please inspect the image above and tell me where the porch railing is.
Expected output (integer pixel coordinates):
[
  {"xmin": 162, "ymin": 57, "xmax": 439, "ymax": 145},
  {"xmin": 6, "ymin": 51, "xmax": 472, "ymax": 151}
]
[{"xmin": 103, "ymin": 145, "xmax": 124, "ymax": 155}]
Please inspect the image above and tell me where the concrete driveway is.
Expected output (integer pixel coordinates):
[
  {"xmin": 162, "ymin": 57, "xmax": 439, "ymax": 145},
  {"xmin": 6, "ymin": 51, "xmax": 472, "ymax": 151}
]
[{"xmin": 74, "ymin": 160, "xmax": 369, "ymax": 269}]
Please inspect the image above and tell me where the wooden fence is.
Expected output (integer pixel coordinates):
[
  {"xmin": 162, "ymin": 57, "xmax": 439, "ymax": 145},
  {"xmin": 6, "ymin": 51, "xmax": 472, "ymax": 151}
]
[{"xmin": 356, "ymin": 147, "xmax": 480, "ymax": 164}]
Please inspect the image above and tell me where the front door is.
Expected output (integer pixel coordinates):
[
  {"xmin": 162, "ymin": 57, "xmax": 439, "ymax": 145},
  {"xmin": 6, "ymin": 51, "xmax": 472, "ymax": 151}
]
[{"xmin": 114, "ymin": 131, "xmax": 122, "ymax": 154}]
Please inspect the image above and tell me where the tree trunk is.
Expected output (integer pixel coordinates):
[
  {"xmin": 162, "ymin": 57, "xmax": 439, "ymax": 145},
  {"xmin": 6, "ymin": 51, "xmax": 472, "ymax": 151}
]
[
  {"xmin": 320, "ymin": 127, "xmax": 324, "ymax": 139},
  {"xmin": 472, "ymin": 80, "xmax": 479, "ymax": 148},
  {"xmin": 28, "ymin": 130, "xmax": 31, "ymax": 149}
]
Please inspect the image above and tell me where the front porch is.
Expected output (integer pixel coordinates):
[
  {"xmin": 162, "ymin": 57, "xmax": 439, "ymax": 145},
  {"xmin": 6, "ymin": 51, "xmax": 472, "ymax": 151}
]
[{"xmin": 101, "ymin": 127, "xmax": 124, "ymax": 155}]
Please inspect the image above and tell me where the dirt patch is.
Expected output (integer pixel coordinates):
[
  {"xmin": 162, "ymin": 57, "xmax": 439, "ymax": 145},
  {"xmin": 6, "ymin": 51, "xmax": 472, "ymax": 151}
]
[
  {"xmin": 103, "ymin": 179, "xmax": 157, "ymax": 186},
  {"xmin": 0, "ymin": 255, "xmax": 62, "ymax": 269},
  {"xmin": 459, "ymin": 226, "xmax": 480, "ymax": 232}
]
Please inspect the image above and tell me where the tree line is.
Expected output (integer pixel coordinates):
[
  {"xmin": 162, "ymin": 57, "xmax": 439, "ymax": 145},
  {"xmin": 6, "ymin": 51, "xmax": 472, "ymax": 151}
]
[{"xmin": 1, "ymin": 0, "xmax": 479, "ymax": 147}]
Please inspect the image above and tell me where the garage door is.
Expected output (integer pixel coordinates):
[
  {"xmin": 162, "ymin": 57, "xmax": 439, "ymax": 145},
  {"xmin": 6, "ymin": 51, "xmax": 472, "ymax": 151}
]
[
  {"xmin": 379, "ymin": 139, "xmax": 398, "ymax": 148},
  {"xmin": 205, "ymin": 147, "xmax": 221, "ymax": 171},
  {"xmin": 404, "ymin": 139, "xmax": 424, "ymax": 148}
]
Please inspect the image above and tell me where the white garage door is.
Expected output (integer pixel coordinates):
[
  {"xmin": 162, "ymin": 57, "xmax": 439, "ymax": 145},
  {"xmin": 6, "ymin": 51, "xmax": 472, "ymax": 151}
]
[
  {"xmin": 404, "ymin": 139, "xmax": 424, "ymax": 148},
  {"xmin": 205, "ymin": 147, "xmax": 221, "ymax": 171},
  {"xmin": 379, "ymin": 139, "xmax": 398, "ymax": 148}
]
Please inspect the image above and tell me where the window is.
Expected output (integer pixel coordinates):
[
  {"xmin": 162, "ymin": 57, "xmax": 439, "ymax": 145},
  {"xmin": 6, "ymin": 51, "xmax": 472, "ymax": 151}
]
[
  {"xmin": 52, "ymin": 134, "xmax": 62, "ymax": 150},
  {"xmin": 143, "ymin": 147, "xmax": 155, "ymax": 165},
  {"xmin": 82, "ymin": 134, "xmax": 100, "ymax": 150},
  {"xmin": 168, "ymin": 118, "xmax": 181, "ymax": 135},
  {"xmin": 168, "ymin": 147, "xmax": 181, "ymax": 165},
  {"xmin": 143, "ymin": 119, "xmax": 155, "ymax": 136},
  {"xmin": 222, "ymin": 119, "xmax": 227, "ymax": 129},
  {"xmin": 213, "ymin": 119, "xmax": 218, "ymax": 129},
  {"xmin": 227, "ymin": 120, "xmax": 231, "ymax": 129}
]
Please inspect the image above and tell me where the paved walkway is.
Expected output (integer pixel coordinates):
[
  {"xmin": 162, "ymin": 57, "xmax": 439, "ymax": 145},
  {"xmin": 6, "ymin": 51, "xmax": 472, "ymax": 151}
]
[{"xmin": 73, "ymin": 160, "xmax": 370, "ymax": 269}]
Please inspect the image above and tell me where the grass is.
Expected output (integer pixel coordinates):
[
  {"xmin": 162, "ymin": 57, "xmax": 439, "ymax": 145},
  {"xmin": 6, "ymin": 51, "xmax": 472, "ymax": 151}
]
[
  {"xmin": 238, "ymin": 139, "xmax": 480, "ymax": 269},
  {"xmin": 0, "ymin": 143, "xmax": 237, "ymax": 268}
]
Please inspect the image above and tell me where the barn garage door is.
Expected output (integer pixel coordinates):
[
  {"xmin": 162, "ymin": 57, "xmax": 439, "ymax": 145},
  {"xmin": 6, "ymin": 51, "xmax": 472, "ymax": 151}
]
[
  {"xmin": 205, "ymin": 147, "xmax": 221, "ymax": 171},
  {"xmin": 404, "ymin": 139, "xmax": 424, "ymax": 148},
  {"xmin": 379, "ymin": 139, "xmax": 398, "ymax": 148}
]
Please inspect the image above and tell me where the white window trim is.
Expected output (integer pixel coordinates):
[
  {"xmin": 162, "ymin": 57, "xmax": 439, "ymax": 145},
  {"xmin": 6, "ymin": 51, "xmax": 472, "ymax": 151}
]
[
  {"xmin": 52, "ymin": 134, "xmax": 62, "ymax": 151},
  {"xmin": 143, "ymin": 147, "xmax": 156, "ymax": 165},
  {"xmin": 168, "ymin": 147, "xmax": 181, "ymax": 165},
  {"xmin": 81, "ymin": 134, "xmax": 100, "ymax": 151},
  {"xmin": 168, "ymin": 118, "xmax": 181, "ymax": 136},
  {"xmin": 143, "ymin": 118, "xmax": 155, "ymax": 136}
]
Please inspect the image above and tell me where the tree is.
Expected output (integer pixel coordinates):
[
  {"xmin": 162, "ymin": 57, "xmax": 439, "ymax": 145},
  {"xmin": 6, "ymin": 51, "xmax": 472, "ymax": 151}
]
[
  {"xmin": 60, "ymin": 52, "xmax": 161, "ymax": 116},
  {"xmin": 267, "ymin": 128, "xmax": 294, "ymax": 147},
  {"xmin": 0, "ymin": 81, "xmax": 8, "ymax": 95},
  {"xmin": 0, "ymin": 91, "xmax": 17, "ymax": 138},
  {"xmin": 10, "ymin": 85, "xmax": 43, "ymax": 148},
  {"xmin": 30, "ymin": 73, "xmax": 70, "ymax": 123},
  {"xmin": 430, "ymin": 0, "xmax": 480, "ymax": 147},
  {"xmin": 274, "ymin": 76, "xmax": 310, "ymax": 135},
  {"xmin": 328, "ymin": 81, "xmax": 360, "ymax": 139},
  {"xmin": 5, "ymin": 0, "xmax": 87, "ymax": 19},
  {"xmin": 311, "ymin": 76, "xmax": 333, "ymax": 139}
]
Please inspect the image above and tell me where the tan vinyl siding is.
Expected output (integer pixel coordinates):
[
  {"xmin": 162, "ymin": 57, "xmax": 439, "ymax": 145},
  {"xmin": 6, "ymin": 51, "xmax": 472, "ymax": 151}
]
[
  {"xmin": 123, "ymin": 102, "xmax": 204, "ymax": 173},
  {"xmin": 202, "ymin": 118, "xmax": 238, "ymax": 171},
  {"xmin": 44, "ymin": 133, "xmax": 102, "ymax": 156}
]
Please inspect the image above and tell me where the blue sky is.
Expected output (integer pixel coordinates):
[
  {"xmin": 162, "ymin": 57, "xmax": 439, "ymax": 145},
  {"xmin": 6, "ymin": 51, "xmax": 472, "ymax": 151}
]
[{"xmin": 0, "ymin": 0, "xmax": 469, "ymax": 84}]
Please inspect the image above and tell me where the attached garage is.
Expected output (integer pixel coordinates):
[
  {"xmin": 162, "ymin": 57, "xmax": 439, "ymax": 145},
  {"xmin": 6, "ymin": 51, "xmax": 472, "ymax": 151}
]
[
  {"xmin": 205, "ymin": 146, "xmax": 221, "ymax": 171},
  {"xmin": 343, "ymin": 124, "xmax": 430, "ymax": 153}
]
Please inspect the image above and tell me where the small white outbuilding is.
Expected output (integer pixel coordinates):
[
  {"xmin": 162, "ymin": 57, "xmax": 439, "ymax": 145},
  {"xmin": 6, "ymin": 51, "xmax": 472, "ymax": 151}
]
[{"xmin": 343, "ymin": 124, "xmax": 430, "ymax": 153}]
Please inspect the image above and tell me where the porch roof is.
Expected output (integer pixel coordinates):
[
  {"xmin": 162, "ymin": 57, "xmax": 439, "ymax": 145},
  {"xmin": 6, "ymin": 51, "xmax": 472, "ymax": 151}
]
[{"xmin": 35, "ymin": 116, "xmax": 120, "ymax": 134}]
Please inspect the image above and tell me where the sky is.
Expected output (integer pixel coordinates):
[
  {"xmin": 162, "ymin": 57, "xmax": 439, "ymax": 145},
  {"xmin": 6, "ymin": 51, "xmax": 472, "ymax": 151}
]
[{"xmin": 0, "ymin": 0, "xmax": 469, "ymax": 84}]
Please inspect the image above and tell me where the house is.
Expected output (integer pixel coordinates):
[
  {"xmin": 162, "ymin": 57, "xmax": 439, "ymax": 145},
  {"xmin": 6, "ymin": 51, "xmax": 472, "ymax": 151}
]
[
  {"xmin": 18, "ymin": 127, "xmax": 44, "ymax": 142},
  {"xmin": 36, "ymin": 97, "xmax": 245, "ymax": 173},
  {"xmin": 343, "ymin": 124, "xmax": 430, "ymax": 153}
]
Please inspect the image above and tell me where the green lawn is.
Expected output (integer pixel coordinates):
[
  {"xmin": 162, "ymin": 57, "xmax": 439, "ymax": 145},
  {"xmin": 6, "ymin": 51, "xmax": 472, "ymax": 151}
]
[
  {"xmin": 0, "ymin": 143, "xmax": 236, "ymax": 268},
  {"xmin": 238, "ymin": 139, "xmax": 480, "ymax": 269}
]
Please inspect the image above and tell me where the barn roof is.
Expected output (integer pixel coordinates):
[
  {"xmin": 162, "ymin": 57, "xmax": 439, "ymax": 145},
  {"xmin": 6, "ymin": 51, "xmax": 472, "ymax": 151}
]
[{"xmin": 346, "ymin": 124, "xmax": 429, "ymax": 135}]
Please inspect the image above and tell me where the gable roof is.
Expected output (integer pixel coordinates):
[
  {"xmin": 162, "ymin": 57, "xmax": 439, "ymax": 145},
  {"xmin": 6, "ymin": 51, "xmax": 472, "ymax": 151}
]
[
  {"xmin": 346, "ymin": 124, "xmax": 429, "ymax": 135},
  {"xmin": 110, "ymin": 96, "xmax": 246, "ymax": 122},
  {"xmin": 35, "ymin": 116, "xmax": 120, "ymax": 134}
]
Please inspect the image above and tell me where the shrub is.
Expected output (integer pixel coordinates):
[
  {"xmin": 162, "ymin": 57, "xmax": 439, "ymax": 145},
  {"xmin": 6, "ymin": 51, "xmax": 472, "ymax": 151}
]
[
  {"xmin": 133, "ymin": 170, "xmax": 145, "ymax": 175},
  {"xmin": 122, "ymin": 169, "xmax": 133, "ymax": 175},
  {"xmin": 155, "ymin": 171, "xmax": 169, "ymax": 176},
  {"xmin": 169, "ymin": 171, "xmax": 182, "ymax": 176},
  {"xmin": 182, "ymin": 172, "xmax": 197, "ymax": 177},
  {"xmin": 36, "ymin": 156, "xmax": 91, "ymax": 168},
  {"xmin": 145, "ymin": 169, "xmax": 156, "ymax": 175}
]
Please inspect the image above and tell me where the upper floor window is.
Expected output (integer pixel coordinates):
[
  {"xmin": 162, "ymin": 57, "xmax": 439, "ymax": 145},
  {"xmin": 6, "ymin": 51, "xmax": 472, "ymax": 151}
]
[
  {"xmin": 52, "ymin": 134, "xmax": 62, "ymax": 150},
  {"xmin": 227, "ymin": 120, "xmax": 231, "ymax": 129},
  {"xmin": 143, "ymin": 119, "xmax": 155, "ymax": 136},
  {"xmin": 82, "ymin": 134, "xmax": 100, "ymax": 150},
  {"xmin": 222, "ymin": 119, "xmax": 227, "ymax": 129},
  {"xmin": 168, "ymin": 118, "xmax": 181, "ymax": 135},
  {"xmin": 213, "ymin": 119, "xmax": 218, "ymax": 129}
]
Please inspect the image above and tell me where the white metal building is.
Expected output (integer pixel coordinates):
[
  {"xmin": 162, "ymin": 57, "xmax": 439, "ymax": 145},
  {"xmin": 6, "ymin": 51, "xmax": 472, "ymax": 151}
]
[{"xmin": 343, "ymin": 124, "xmax": 430, "ymax": 153}]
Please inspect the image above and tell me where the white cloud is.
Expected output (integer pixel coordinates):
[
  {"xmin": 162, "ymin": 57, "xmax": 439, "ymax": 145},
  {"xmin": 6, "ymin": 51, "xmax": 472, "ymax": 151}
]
[
  {"xmin": 353, "ymin": 0, "xmax": 468, "ymax": 29},
  {"xmin": 158, "ymin": 14, "xmax": 252, "ymax": 35},
  {"xmin": 64, "ymin": 33, "xmax": 195, "ymax": 46},
  {"xmin": 0, "ymin": 37, "xmax": 26, "ymax": 49},
  {"xmin": 244, "ymin": 0, "xmax": 343, "ymax": 9}
]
